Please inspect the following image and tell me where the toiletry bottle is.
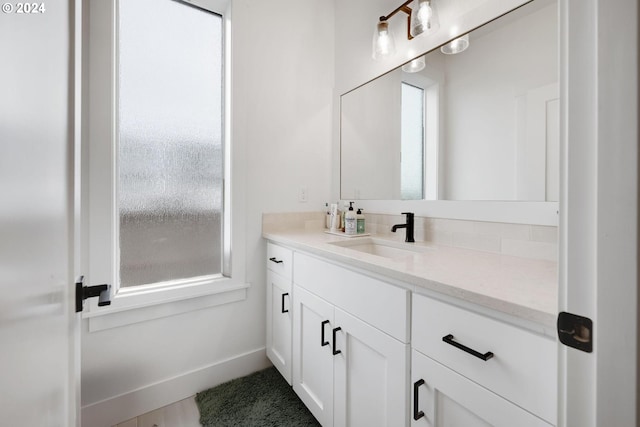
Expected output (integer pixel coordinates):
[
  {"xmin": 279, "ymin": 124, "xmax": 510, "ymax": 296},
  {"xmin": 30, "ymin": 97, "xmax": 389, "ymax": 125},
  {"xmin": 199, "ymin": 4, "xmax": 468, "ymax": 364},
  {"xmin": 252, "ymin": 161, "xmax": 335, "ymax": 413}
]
[
  {"xmin": 345, "ymin": 202, "xmax": 357, "ymax": 235},
  {"xmin": 356, "ymin": 208, "xmax": 365, "ymax": 234},
  {"xmin": 324, "ymin": 202, "xmax": 331, "ymax": 229},
  {"xmin": 329, "ymin": 203, "xmax": 339, "ymax": 231}
]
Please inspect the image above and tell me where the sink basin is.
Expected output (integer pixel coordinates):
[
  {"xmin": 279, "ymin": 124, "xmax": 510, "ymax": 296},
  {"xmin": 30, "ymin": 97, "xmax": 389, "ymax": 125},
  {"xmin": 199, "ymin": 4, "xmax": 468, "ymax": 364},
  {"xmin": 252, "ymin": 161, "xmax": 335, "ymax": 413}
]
[{"xmin": 328, "ymin": 238, "xmax": 431, "ymax": 259}]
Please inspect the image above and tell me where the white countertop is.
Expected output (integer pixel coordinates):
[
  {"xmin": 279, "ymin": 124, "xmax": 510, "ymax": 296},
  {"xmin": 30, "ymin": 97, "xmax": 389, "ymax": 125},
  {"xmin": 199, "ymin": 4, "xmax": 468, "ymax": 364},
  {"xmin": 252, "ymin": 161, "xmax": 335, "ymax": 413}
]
[{"xmin": 263, "ymin": 230, "xmax": 557, "ymax": 329}]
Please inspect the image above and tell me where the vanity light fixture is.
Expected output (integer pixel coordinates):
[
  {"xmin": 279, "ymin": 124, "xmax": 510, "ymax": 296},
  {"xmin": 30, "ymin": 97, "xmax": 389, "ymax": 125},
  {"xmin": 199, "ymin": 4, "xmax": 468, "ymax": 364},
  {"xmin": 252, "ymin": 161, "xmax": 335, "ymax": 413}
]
[
  {"xmin": 401, "ymin": 55, "xmax": 426, "ymax": 73},
  {"xmin": 372, "ymin": 21, "xmax": 396, "ymax": 59},
  {"xmin": 440, "ymin": 34, "xmax": 469, "ymax": 54},
  {"xmin": 372, "ymin": 0, "xmax": 440, "ymax": 60}
]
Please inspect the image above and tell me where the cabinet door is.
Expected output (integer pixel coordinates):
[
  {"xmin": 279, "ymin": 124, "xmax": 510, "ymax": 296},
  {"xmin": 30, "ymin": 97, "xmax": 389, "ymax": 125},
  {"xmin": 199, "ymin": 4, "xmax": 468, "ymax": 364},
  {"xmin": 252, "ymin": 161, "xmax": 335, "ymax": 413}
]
[
  {"xmin": 293, "ymin": 286, "xmax": 335, "ymax": 427},
  {"xmin": 266, "ymin": 270, "xmax": 292, "ymax": 384},
  {"xmin": 334, "ymin": 308, "xmax": 409, "ymax": 427},
  {"xmin": 411, "ymin": 350, "xmax": 552, "ymax": 427}
]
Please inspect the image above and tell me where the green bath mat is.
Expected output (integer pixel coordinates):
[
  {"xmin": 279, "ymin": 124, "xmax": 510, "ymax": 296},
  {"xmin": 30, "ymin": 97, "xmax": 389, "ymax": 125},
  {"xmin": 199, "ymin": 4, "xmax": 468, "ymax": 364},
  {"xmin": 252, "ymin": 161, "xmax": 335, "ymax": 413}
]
[{"xmin": 195, "ymin": 367, "xmax": 321, "ymax": 427}]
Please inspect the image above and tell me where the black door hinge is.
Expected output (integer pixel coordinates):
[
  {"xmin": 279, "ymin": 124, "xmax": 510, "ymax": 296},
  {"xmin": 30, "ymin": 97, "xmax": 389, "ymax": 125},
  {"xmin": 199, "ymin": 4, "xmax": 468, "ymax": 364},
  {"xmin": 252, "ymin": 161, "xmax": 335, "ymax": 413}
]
[
  {"xmin": 557, "ymin": 311, "xmax": 593, "ymax": 353},
  {"xmin": 75, "ymin": 275, "xmax": 112, "ymax": 313}
]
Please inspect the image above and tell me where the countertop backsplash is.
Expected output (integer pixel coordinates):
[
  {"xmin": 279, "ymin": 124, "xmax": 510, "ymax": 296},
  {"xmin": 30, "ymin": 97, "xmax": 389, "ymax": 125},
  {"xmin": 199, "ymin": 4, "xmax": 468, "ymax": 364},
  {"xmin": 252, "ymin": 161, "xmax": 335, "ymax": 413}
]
[{"xmin": 262, "ymin": 212, "xmax": 557, "ymax": 262}]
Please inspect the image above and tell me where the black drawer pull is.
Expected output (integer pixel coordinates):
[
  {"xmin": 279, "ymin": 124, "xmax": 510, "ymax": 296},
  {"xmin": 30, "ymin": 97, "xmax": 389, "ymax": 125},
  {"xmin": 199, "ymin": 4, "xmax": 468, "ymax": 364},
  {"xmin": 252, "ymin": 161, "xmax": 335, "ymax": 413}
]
[
  {"xmin": 413, "ymin": 379, "xmax": 425, "ymax": 420},
  {"xmin": 281, "ymin": 293, "xmax": 289, "ymax": 313},
  {"xmin": 269, "ymin": 257, "xmax": 283, "ymax": 264},
  {"xmin": 442, "ymin": 334, "xmax": 494, "ymax": 361},
  {"xmin": 332, "ymin": 327, "xmax": 342, "ymax": 355},
  {"xmin": 321, "ymin": 320, "xmax": 330, "ymax": 347}
]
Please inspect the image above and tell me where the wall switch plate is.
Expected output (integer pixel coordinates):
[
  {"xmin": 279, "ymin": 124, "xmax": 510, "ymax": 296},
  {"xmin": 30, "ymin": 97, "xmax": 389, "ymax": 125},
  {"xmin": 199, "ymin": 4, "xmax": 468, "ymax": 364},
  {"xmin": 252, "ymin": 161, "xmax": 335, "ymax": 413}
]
[{"xmin": 298, "ymin": 186, "xmax": 308, "ymax": 203}]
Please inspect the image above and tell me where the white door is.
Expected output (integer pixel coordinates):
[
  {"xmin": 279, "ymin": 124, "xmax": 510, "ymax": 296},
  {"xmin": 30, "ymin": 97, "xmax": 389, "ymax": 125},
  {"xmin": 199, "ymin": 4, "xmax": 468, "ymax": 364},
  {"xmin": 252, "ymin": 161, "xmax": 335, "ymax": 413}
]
[
  {"xmin": 292, "ymin": 285, "xmax": 335, "ymax": 427},
  {"xmin": 0, "ymin": 1, "xmax": 80, "ymax": 426},
  {"xmin": 333, "ymin": 308, "xmax": 409, "ymax": 427},
  {"xmin": 266, "ymin": 269, "xmax": 293, "ymax": 384},
  {"xmin": 559, "ymin": 0, "xmax": 638, "ymax": 426}
]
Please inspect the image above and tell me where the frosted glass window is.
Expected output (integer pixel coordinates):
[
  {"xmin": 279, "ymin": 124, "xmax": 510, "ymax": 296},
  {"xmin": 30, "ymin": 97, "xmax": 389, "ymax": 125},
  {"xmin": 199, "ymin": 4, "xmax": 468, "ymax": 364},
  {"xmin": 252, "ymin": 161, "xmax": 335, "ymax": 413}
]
[
  {"xmin": 117, "ymin": 0, "xmax": 224, "ymax": 288},
  {"xmin": 401, "ymin": 83, "xmax": 425, "ymax": 200}
]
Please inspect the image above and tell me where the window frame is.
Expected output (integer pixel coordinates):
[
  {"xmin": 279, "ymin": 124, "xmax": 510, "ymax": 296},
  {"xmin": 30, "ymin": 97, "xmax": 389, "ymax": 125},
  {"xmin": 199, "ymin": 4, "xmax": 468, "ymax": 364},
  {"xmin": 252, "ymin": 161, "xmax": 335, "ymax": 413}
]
[{"xmin": 83, "ymin": 0, "xmax": 245, "ymax": 329}]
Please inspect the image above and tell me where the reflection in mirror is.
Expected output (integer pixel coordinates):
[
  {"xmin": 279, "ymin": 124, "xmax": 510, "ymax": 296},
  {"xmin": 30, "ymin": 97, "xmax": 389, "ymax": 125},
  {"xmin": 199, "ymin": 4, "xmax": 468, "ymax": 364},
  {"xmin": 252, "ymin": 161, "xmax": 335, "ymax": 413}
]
[
  {"xmin": 341, "ymin": 0, "xmax": 558, "ymax": 201},
  {"xmin": 401, "ymin": 83, "xmax": 425, "ymax": 200}
]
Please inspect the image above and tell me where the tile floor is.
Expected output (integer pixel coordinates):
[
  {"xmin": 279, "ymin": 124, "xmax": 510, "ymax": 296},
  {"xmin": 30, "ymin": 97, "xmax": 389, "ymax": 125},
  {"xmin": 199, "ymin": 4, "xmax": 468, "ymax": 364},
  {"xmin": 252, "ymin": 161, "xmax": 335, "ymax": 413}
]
[{"xmin": 114, "ymin": 396, "xmax": 201, "ymax": 427}]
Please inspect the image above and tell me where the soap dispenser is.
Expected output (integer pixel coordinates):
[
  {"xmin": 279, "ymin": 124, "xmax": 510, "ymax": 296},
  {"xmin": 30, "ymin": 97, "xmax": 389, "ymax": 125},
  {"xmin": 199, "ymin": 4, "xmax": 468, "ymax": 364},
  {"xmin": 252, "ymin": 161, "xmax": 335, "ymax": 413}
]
[
  {"xmin": 356, "ymin": 208, "xmax": 365, "ymax": 234},
  {"xmin": 345, "ymin": 202, "xmax": 357, "ymax": 235}
]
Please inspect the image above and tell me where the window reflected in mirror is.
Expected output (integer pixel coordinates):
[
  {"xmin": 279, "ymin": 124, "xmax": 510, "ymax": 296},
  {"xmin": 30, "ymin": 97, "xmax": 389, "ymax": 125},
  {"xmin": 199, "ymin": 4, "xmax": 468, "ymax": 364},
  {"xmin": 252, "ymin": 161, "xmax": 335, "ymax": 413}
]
[{"xmin": 401, "ymin": 83, "xmax": 425, "ymax": 200}]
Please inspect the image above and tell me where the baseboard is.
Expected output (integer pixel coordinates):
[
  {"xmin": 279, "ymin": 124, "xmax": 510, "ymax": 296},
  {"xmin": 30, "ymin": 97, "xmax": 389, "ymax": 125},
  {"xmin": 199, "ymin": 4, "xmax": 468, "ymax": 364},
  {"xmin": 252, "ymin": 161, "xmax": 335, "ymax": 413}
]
[{"xmin": 81, "ymin": 347, "xmax": 271, "ymax": 427}]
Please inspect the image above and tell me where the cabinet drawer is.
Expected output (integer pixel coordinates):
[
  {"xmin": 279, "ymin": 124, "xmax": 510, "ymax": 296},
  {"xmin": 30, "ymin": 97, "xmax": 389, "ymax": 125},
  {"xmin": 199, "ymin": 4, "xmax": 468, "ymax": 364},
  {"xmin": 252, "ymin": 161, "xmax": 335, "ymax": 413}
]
[
  {"xmin": 412, "ymin": 294, "xmax": 556, "ymax": 424},
  {"xmin": 266, "ymin": 242, "xmax": 293, "ymax": 279},
  {"xmin": 294, "ymin": 252, "xmax": 410, "ymax": 343}
]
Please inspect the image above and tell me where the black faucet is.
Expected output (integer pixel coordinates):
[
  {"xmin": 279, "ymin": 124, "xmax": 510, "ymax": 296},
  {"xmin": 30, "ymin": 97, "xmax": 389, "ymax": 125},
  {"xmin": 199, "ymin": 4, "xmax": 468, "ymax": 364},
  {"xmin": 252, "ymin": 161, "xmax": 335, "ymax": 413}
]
[{"xmin": 391, "ymin": 212, "xmax": 415, "ymax": 243}]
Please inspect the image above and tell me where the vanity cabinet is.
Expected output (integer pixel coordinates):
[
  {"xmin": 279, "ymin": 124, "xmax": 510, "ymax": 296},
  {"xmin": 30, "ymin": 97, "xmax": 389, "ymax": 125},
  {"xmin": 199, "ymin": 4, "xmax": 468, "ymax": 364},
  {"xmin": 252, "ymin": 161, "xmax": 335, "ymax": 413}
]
[
  {"xmin": 293, "ymin": 253, "xmax": 410, "ymax": 427},
  {"xmin": 266, "ymin": 243, "xmax": 293, "ymax": 384},
  {"xmin": 265, "ymin": 239, "xmax": 556, "ymax": 427},
  {"xmin": 411, "ymin": 294, "xmax": 556, "ymax": 426}
]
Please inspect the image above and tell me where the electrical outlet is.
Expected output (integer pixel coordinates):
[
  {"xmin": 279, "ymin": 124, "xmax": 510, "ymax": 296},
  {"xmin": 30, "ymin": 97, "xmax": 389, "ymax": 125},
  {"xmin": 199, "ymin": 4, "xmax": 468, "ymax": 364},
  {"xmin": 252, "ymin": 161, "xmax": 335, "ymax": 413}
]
[{"xmin": 298, "ymin": 186, "xmax": 308, "ymax": 203}]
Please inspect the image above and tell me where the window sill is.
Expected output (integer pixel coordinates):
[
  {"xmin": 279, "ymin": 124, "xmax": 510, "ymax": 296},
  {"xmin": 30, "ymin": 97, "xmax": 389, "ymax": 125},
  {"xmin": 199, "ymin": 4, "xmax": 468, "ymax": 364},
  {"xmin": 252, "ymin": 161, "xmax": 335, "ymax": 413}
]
[{"xmin": 83, "ymin": 277, "xmax": 250, "ymax": 332}]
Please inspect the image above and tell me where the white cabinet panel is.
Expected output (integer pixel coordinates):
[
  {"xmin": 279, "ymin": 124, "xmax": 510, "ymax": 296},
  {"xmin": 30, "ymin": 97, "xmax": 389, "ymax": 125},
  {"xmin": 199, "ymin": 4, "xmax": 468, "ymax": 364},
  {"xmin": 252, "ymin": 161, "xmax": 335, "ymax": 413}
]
[
  {"xmin": 334, "ymin": 308, "xmax": 409, "ymax": 427},
  {"xmin": 411, "ymin": 350, "xmax": 552, "ymax": 427},
  {"xmin": 412, "ymin": 294, "xmax": 556, "ymax": 424},
  {"xmin": 293, "ymin": 285, "xmax": 335, "ymax": 426},
  {"xmin": 266, "ymin": 270, "xmax": 292, "ymax": 384},
  {"xmin": 294, "ymin": 252, "xmax": 410, "ymax": 342},
  {"xmin": 267, "ymin": 242, "xmax": 293, "ymax": 279}
]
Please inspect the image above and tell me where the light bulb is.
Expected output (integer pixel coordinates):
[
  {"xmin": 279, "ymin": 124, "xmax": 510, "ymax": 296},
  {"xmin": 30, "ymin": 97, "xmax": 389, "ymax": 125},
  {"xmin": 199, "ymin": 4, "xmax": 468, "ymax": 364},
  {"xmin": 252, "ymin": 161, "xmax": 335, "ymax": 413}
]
[
  {"xmin": 372, "ymin": 21, "xmax": 396, "ymax": 60},
  {"xmin": 417, "ymin": 2, "xmax": 432, "ymax": 22},
  {"xmin": 410, "ymin": 0, "xmax": 439, "ymax": 38}
]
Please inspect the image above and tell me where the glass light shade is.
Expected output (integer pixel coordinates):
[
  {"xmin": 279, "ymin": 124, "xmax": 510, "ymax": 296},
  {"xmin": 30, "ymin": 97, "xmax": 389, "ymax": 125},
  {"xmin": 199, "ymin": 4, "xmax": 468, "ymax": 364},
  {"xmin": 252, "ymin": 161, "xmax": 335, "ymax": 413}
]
[
  {"xmin": 372, "ymin": 21, "xmax": 396, "ymax": 60},
  {"xmin": 440, "ymin": 34, "xmax": 470, "ymax": 54},
  {"xmin": 401, "ymin": 55, "xmax": 426, "ymax": 73},
  {"xmin": 410, "ymin": 0, "xmax": 439, "ymax": 38}
]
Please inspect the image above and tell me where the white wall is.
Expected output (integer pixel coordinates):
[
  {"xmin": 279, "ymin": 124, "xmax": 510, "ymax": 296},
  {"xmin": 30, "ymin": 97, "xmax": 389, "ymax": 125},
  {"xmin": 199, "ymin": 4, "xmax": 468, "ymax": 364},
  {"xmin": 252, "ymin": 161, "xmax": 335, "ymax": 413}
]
[
  {"xmin": 238, "ymin": 0, "xmax": 334, "ymax": 216},
  {"xmin": 80, "ymin": 0, "xmax": 333, "ymax": 425}
]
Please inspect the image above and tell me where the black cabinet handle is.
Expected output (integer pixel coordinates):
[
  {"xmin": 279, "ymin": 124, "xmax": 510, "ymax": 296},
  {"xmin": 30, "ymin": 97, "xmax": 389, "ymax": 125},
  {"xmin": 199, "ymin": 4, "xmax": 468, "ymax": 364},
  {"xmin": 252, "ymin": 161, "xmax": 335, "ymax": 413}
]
[
  {"xmin": 281, "ymin": 293, "xmax": 289, "ymax": 313},
  {"xmin": 413, "ymin": 379, "xmax": 425, "ymax": 420},
  {"xmin": 269, "ymin": 257, "xmax": 283, "ymax": 264},
  {"xmin": 332, "ymin": 327, "xmax": 342, "ymax": 355},
  {"xmin": 442, "ymin": 334, "xmax": 494, "ymax": 361},
  {"xmin": 321, "ymin": 320, "xmax": 330, "ymax": 347}
]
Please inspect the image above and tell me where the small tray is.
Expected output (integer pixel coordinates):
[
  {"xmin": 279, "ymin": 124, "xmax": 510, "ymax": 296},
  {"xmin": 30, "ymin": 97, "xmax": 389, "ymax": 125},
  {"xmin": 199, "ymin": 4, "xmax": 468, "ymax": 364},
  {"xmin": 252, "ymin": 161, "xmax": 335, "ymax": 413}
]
[{"xmin": 324, "ymin": 230, "xmax": 370, "ymax": 238}]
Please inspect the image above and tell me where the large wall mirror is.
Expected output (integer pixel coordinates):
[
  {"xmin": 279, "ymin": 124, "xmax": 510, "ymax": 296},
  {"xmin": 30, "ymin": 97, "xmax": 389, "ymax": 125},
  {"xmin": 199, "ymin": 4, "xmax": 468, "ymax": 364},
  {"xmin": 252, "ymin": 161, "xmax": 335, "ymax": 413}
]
[{"xmin": 341, "ymin": 0, "xmax": 558, "ymax": 202}]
